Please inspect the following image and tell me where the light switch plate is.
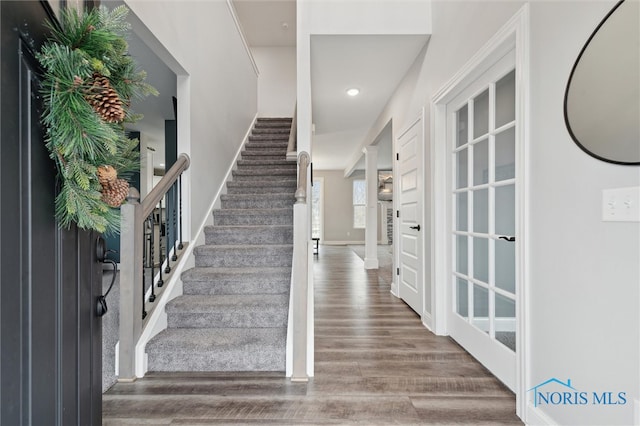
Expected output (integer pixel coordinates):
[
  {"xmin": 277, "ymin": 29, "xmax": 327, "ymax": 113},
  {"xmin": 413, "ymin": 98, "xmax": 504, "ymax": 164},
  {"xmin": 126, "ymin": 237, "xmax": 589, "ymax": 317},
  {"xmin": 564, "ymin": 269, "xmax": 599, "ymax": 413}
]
[{"xmin": 602, "ymin": 186, "xmax": 640, "ymax": 222}]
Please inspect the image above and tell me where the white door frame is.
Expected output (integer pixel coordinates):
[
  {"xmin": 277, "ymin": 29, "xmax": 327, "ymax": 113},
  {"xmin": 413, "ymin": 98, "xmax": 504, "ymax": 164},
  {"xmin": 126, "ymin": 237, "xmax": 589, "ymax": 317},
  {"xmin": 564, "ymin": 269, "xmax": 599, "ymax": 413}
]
[{"xmin": 430, "ymin": 4, "xmax": 530, "ymax": 419}]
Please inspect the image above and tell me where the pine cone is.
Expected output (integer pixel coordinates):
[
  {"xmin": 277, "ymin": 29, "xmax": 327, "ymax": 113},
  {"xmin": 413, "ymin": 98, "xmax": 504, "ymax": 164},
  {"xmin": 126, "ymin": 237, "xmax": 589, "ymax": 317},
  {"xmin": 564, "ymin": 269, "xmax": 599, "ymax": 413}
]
[
  {"xmin": 101, "ymin": 178, "xmax": 129, "ymax": 207},
  {"xmin": 85, "ymin": 74, "xmax": 126, "ymax": 123},
  {"xmin": 97, "ymin": 165, "xmax": 117, "ymax": 186}
]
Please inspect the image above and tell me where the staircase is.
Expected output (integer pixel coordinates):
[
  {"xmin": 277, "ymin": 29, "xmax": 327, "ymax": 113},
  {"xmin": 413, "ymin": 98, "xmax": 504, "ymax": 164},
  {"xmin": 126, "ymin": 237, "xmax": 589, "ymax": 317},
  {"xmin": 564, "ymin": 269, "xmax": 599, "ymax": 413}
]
[{"xmin": 146, "ymin": 118, "xmax": 296, "ymax": 372}]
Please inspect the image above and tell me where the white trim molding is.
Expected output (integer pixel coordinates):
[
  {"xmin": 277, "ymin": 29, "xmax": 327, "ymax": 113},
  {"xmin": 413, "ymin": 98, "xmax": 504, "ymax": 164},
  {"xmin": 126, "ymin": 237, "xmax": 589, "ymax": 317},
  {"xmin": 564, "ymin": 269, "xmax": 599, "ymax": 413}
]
[
  {"xmin": 225, "ymin": 0, "xmax": 259, "ymax": 76},
  {"xmin": 525, "ymin": 403, "xmax": 558, "ymax": 426},
  {"xmin": 430, "ymin": 3, "xmax": 530, "ymax": 421}
]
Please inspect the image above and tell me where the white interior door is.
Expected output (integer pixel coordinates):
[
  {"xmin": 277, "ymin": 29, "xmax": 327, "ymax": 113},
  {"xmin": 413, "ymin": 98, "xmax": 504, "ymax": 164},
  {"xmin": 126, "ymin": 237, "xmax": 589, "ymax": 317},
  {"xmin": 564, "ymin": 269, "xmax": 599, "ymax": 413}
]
[
  {"xmin": 447, "ymin": 51, "xmax": 518, "ymax": 390},
  {"xmin": 397, "ymin": 115, "xmax": 424, "ymax": 315}
]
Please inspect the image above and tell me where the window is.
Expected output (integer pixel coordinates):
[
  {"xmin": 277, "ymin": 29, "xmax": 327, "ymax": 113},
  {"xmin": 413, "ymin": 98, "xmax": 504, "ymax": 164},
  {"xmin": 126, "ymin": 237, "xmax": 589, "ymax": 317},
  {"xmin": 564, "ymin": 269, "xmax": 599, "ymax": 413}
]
[
  {"xmin": 311, "ymin": 178, "xmax": 323, "ymax": 239},
  {"xmin": 353, "ymin": 179, "xmax": 366, "ymax": 228}
]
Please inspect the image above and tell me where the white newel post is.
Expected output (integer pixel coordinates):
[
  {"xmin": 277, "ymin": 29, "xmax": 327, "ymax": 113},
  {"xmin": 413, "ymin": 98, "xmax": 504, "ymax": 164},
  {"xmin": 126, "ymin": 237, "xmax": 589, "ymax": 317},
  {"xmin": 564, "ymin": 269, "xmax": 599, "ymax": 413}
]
[
  {"xmin": 291, "ymin": 151, "xmax": 310, "ymax": 382},
  {"xmin": 363, "ymin": 146, "xmax": 379, "ymax": 269},
  {"xmin": 118, "ymin": 188, "xmax": 143, "ymax": 381}
]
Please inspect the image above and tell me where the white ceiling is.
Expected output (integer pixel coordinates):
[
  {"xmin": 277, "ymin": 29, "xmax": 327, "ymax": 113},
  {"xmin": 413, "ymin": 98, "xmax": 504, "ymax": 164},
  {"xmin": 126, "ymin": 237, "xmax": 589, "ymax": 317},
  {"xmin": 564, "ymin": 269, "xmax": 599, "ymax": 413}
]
[
  {"xmin": 232, "ymin": 2, "xmax": 427, "ymax": 172},
  {"xmin": 311, "ymin": 34, "xmax": 428, "ymax": 170},
  {"xmin": 233, "ymin": 0, "xmax": 296, "ymax": 46}
]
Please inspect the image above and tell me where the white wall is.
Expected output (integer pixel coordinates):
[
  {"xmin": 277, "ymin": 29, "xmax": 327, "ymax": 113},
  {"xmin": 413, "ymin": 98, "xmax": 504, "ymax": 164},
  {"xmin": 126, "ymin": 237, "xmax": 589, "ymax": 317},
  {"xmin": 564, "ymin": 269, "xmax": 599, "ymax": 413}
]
[
  {"xmin": 297, "ymin": 0, "xmax": 432, "ymax": 155},
  {"xmin": 314, "ymin": 170, "xmax": 365, "ymax": 243},
  {"xmin": 361, "ymin": 0, "xmax": 639, "ymax": 424},
  {"xmin": 252, "ymin": 47, "xmax": 296, "ymax": 118},
  {"xmin": 122, "ymin": 0, "xmax": 258, "ymax": 241},
  {"xmin": 314, "ymin": 170, "xmax": 384, "ymax": 244},
  {"xmin": 528, "ymin": 1, "xmax": 639, "ymax": 424}
]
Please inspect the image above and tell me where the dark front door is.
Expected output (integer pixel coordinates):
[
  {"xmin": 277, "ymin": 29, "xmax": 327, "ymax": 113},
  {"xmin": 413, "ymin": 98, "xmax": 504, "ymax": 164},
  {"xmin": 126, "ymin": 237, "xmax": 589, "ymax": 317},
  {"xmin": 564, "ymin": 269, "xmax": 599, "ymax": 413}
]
[{"xmin": 1, "ymin": 2, "xmax": 102, "ymax": 425}]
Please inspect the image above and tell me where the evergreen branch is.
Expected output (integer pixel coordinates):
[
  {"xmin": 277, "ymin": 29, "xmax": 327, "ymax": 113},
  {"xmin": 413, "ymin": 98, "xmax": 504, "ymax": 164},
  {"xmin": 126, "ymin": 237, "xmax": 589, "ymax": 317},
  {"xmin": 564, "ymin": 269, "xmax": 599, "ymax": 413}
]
[{"xmin": 38, "ymin": 4, "xmax": 156, "ymax": 234}]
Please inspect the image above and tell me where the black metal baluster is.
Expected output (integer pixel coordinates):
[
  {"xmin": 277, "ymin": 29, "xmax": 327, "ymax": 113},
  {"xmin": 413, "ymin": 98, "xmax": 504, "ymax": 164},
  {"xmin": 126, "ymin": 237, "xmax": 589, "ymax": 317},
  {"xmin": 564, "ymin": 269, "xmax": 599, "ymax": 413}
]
[
  {"xmin": 165, "ymin": 191, "xmax": 172, "ymax": 274},
  {"xmin": 157, "ymin": 198, "xmax": 164, "ymax": 287},
  {"xmin": 178, "ymin": 174, "xmax": 184, "ymax": 250},
  {"xmin": 142, "ymin": 218, "xmax": 148, "ymax": 320},
  {"xmin": 171, "ymin": 181, "xmax": 178, "ymax": 261},
  {"xmin": 148, "ymin": 213, "xmax": 156, "ymax": 303},
  {"xmin": 149, "ymin": 211, "xmax": 156, "ymax": 287},
  {"xmin": 142, "ymin": 220, "xmax": 147, "ymax": 320}
]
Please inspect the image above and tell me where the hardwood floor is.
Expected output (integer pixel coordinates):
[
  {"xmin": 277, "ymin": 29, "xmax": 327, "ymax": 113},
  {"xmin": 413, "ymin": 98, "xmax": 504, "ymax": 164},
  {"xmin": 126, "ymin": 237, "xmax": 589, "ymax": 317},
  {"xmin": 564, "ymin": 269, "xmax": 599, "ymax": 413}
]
[{"xmin": 104, "ymin": 246, "xmax": 521, "ymax": 425}]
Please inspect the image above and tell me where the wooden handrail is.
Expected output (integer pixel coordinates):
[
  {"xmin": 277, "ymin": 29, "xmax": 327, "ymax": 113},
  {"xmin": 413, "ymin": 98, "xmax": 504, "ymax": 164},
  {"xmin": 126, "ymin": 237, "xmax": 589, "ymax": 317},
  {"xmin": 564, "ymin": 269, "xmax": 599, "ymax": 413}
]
[
  {"xmin": 141, "ymin": 153, "xmax": 190, "ymax": 219},
  {"xmin": 286, "ymin": 104, "xmax": 297, "ymax": 160}
]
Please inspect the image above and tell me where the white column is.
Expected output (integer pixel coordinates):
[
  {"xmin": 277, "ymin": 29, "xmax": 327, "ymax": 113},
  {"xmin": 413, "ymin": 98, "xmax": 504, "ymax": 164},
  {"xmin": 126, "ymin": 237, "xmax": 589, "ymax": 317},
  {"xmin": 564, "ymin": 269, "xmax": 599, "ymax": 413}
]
[{"xmin": 363, "ymin": 146, "xmax": 379, "ymax": 269}]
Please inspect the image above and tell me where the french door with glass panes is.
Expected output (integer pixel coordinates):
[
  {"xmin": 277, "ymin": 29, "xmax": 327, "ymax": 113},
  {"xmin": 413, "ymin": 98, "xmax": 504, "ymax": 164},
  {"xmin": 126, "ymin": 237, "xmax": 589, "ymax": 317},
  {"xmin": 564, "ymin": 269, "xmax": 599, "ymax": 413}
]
[{"xmin": 448, "ymin": 50, "xmax": 518, "ymax": 390}]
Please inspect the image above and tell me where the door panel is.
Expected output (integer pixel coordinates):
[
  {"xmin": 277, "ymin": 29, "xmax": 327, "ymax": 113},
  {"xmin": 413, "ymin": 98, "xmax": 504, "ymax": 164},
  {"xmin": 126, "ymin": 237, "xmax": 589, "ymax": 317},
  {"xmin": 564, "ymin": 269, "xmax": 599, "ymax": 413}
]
[
  {"xmin": 397, "ymin": 115, "xmax": 424, "ymax": 315},
  {"xmin": 447, "ymin": 50, "xmax": 518, "ymax": 390},
  {"xmin": 1, "ymin": 2, "xmax": 102, "ymax": 424}
]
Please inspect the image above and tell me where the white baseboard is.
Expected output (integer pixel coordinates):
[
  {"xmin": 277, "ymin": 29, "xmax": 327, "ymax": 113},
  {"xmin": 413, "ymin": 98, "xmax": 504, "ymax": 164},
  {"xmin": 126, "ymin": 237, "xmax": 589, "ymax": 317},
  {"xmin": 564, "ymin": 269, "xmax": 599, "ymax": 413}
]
[
  {"xmin": 390, "ymin": 279, "xmax": 399, "ymax": 297},
  {"xmin": 322, "ymin": 240, "xmax": 365, "ymax": 246},
  {"xmin": 422, "ymin": 311, "xmax": 433, "ymax": 331},
  {"xmin": 525, "ymin": 403, "xmax": 557, "ymax": 425},
  {"xmin": 321, "ymin": 240, "xmax": 390, "ymax": 246},
  {"xmin": 364, "ymin": 257, "xmax": 379, "ymax": 269}
]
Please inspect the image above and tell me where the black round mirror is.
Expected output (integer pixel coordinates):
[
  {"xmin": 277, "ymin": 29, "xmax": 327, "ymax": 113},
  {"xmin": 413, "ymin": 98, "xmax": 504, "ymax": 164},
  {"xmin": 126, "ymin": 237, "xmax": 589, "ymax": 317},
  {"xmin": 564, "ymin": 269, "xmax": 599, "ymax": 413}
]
[{"xmin": 564, "ymin": 0, "xmax": 639, "ymax": 165}]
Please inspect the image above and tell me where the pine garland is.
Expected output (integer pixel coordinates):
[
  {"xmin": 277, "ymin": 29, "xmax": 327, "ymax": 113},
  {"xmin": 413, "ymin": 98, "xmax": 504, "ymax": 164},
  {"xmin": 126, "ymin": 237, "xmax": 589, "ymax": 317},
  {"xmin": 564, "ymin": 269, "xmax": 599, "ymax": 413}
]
[{"xmin": 37, "ymin": 5, "xmax": 157, "ymax": 234}]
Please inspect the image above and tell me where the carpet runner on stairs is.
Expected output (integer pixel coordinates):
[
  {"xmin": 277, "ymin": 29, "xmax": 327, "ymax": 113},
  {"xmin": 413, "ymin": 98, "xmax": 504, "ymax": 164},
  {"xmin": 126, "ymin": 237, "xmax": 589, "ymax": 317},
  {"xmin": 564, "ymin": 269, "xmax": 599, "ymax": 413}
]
[{"xmin": 146, "ymin": 117, "xmax": 295, "ymax": 372}]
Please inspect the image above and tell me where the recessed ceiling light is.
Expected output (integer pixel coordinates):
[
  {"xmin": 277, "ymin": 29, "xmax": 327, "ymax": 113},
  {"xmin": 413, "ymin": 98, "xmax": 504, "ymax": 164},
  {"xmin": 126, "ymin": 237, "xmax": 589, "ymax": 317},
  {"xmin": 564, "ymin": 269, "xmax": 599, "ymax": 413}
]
[{"xmin": 346, "ymin": 88, "xmax": 360, "ymax": 97}]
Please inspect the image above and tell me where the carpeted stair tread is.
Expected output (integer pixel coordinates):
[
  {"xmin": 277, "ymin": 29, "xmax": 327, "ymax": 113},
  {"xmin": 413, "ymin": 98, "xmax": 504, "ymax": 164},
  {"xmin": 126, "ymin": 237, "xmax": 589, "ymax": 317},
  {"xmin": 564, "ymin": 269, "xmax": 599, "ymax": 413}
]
[
  {"xmin": 253, "ymin": 124, "xmax": 291, "ymax": 130},
  {"xmin": 165, "ymin": 295, "xmax": 288, "ymax": 329},
  {"xmin": 146, "ymin": 328, "xmax": 286, "ymax": 372},
  {"xmin": 167, "ymin": 294, "xmax": 288, "ymax": 310},
  {"xmin": 248, "ymin": 134, "xmax": 290, "ymax": 141},
  {"xmin": 240, "ymin": 151, "xmax": 289, "ymax": 160},
  {"xmin": 233, "ymin": 167, "xmax": 296, "ymax": 175},
  {"xmin": 225, "ymin": 186, "xmax": 296, "ymax": 195},
  {"xmin": 213, "ymin": 208, "xmax": 292, "ymax": 226},
  {"xmin": 194, "ymin": 244, "xmax": 293, "ymax": 268},
  {"xmin": 181, "ymin": 267, "xmax": 290, "ymax": 296},
  {"xmin": 256, "ymin": 117, "xmax": 292, "ymax": 123},
  {"xmin": 245, "ymin": 142, "xmax": 289, "ymax": 149},
  {"xmin": 205, "ymin": 225, "xmax": 293, "ymax": 245},
  {"xmin": 182, "ymin": 266, "xmax": 290, "ymax": 282},
  {"xmin": 236, "ymin": 159, "xmax": 295, "ymax": 166},
  {"xmin": 226, "ymin": 179, "xmax": 296, "ymax": 187},
  {"xmin": 220, "ymin": 193, "xmax": 295, "ymax": 209},
  {"xmin": 220, "ymin": 193, "xmax": 295, "ymax": 200},
  {"xmin": 232, "ymin": 170, "xmax": 296, "ymax": 180},
  {"xmin": 252, "ymin": 128, "xmax": 290, "ymax": 135},
  {"xmin": 254, "ymin": 120, "xmax": 292, "ymax": 127}
]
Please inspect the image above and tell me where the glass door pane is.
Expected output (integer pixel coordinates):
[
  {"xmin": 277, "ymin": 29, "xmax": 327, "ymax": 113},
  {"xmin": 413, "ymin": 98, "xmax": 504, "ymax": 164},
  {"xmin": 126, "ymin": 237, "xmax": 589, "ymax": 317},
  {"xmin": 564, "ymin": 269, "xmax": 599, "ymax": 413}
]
[{"xmin": 452, "ymin": 68, "xmax": 517, "ymax": 347}]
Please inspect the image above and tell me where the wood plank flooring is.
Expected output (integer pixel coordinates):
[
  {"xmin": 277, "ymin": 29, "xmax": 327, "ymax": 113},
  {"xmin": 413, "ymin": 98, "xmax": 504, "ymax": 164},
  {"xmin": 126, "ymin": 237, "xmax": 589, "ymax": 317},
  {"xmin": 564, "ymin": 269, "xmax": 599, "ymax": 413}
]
[{"xmin": 104, "ymin": 246, "xmax": 521, "ymax": 425}]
